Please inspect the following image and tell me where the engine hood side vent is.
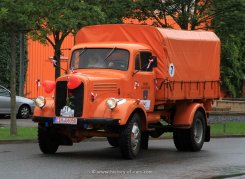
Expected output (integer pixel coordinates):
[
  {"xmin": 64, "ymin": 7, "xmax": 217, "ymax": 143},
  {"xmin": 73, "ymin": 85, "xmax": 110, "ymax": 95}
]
[{"xmin": 93, "ymin": 83, "xmax": 118, "ymax": 91}]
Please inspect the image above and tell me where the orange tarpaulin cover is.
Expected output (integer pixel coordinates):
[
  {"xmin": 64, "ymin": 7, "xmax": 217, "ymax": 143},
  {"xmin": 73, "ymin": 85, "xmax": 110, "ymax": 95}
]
[{"xmin": 76, "ymin": 24, "xmax": 220, "ymax": 81}]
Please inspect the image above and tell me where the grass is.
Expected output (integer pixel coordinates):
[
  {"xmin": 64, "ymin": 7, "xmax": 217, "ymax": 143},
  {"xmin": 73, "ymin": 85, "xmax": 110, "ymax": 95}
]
[
  {"xmin": 0, "ymin": 122, "xmax": 245, "ymax": 141},
  {"xmin": 161, "ymin": 122, "xmax": 245, "ymax": 139},
  {"xmin": 211, "ymin": 122, "xmax": 245, "ymax": 136},
  {"xmin": 0, "ymin": 127, "xmax": 37, "ymax": 141}
]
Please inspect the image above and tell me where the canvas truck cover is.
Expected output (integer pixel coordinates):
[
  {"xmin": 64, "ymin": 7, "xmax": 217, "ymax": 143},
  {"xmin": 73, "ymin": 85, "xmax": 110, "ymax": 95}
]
[{"xmin": 75, "ymin": 24, "xmax": 220, "ymax": 82}]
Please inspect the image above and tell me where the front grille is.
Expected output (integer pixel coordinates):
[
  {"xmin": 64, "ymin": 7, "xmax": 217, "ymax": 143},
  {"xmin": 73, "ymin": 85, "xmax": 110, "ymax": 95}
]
[
  {"xmin": 55, "ymin": 81, "xmax": 67, "ymax": 116},
  {"xmin": 55, "ymin": 81, "xmax": 84, "ymax": 117}
]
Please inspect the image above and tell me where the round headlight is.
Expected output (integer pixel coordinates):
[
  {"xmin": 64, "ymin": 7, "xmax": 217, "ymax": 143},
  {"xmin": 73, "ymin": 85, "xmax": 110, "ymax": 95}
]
[
  {"xmin": 106, "ymin": 98, "xmax": 117, "ymax": 110},
  {"xmin": 35, "ymin": 96, "xmax": 46, "ymax": 108}
]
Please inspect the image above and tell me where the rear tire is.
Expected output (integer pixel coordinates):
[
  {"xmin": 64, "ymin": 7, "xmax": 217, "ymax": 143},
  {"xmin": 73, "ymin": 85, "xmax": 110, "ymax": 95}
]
[
  {"xmin": 173, "ymin": 111, "xmax": 206, "ymax": 151},
  {"xmin": 38, "ymin": 124, "xmax": 59, "ymax": 154},
  {"xmin": 119, "ymin": 113, "xmax": 142, "ymax": 159}
]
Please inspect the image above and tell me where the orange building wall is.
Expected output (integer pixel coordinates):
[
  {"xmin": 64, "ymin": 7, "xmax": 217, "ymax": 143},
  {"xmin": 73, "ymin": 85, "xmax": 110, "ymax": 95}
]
[{"xmin": 25, "ymin": 34, "xmax": 74, "ymax": 98}]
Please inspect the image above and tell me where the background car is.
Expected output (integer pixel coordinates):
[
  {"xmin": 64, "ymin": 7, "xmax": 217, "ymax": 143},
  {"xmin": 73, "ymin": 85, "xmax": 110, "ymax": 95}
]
[{"xmin": 0, "ymin": 85, "xmax": 35, "ymax": 119}]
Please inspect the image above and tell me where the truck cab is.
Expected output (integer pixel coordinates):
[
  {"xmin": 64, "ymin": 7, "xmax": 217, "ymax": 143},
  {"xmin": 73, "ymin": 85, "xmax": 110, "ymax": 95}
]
[{"xmin": 66, "ymin": 43, "xmax": 157, "ymax": 119}]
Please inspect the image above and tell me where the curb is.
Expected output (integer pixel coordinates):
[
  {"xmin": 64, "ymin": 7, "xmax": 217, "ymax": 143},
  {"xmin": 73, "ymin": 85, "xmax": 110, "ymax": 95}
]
[{"xmin": 0, "ymin": 139, "xmax": 37, "ymax": 144}]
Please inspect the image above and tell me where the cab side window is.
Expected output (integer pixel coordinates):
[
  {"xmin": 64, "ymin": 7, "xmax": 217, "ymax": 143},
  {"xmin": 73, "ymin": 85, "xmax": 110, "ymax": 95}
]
[{"xmin": 134, "ymin": 52, "xmax": 153, "ymax": 71}]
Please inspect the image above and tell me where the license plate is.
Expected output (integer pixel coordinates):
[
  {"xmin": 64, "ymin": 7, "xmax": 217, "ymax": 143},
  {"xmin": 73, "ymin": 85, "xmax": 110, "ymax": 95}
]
[{"xmin": 53, "ymin": 117, "xmax": 77, "ymax": 125}]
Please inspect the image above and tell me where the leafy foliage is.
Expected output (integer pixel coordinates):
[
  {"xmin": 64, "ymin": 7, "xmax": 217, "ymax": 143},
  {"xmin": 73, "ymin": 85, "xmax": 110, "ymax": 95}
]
[
  {"xmin": 90, "ymin": 0, "xmax": 134, "ymax": 24},
  {"xmin": 212, "ymin": 0, "xmax": 245, "ymax": 97},
  {"xmin": 130, "ymin": 0, "xmax": 213, "ymax": 30},
  {"xmin": 0, "ymin": 33, "xmax": 27, "ymax": 93},
  {"xmin": 0, "ymin": 0, "xmax": 36, "ymax": 32},
  {"xmin": 0, "ymin": 0, "xmax": 33, "ymax": 93},
  {"xmin": 0, "ymin": 33, "xmax": 11, "ymax": 88}
]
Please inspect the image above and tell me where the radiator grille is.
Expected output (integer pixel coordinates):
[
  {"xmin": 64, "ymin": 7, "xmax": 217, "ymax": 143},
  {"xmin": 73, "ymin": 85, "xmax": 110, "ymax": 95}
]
[{"xmin": 55, "ymin": 81, "xmax": 84, "ymax": 117}]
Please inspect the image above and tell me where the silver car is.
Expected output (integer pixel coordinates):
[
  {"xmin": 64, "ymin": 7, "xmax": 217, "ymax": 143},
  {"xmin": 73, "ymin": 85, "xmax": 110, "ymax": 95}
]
[{"xmin": 0, "ymin": 85, "xmax": 35, "ymax": 119}]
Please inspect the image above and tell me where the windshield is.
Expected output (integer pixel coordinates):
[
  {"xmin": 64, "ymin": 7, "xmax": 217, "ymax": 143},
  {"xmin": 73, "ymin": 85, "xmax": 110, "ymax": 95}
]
[{"xmin": 70, "ymin": 48, "xmax": 129, "ymax": 71}]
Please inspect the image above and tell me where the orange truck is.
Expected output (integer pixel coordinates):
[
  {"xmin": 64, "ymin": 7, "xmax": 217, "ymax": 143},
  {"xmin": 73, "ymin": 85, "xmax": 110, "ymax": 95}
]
[{"xmin": 33, "ymin": 24, "xmax": 220, "ymax": 159}]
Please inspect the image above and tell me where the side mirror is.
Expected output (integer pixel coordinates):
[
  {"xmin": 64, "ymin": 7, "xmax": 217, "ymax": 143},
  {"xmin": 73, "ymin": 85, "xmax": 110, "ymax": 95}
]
[
  {"xmin": 52, "ymin": 56, "xmax": 58, "ymax": 68},
  {"xmin": 151, "ymin": 56, "xmax": 157, "ymax": 68}
]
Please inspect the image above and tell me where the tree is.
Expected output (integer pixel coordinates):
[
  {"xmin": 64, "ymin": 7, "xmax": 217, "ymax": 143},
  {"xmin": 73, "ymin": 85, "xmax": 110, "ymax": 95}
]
[
  {"xmin": 0, "ymin": 0, "xmax": 36, "ymax": 135},
  {"xmin": 90, "ymin": 0, "xmax": 134, "ymax": 24},
  {"xmin": 130, "ymin": 0, "xmax": 213, "ymax": 30},
  {"xmin": 0, "ymin": 32, "xmax": 28, "ymax": 94},
  {"xmin": 212, "ymin": 0, "xmax": 245, "ymax": 97},
  {"xmin": 30, "ymin": 0, "xmax": 105, "ymax": 79}
]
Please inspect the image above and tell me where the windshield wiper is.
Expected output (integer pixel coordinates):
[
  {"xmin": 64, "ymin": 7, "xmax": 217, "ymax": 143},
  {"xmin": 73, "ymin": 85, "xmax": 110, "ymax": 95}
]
[{"xmin": 103, "ymin": 47, "xmax": 116, "ymax": 62}]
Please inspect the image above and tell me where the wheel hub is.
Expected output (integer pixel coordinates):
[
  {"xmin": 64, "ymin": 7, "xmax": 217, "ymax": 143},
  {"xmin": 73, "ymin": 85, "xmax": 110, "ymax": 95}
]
[
  {"xmin": 131, "ymin": 122, "xmax": 140, "ymax": 151},
  {"xmin": 194, "ymin": 118, "xmax": 203, "ymax": 144}
]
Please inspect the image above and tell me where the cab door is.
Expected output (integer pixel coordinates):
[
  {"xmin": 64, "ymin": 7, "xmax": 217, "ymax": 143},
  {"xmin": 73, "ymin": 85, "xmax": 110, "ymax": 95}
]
[{"xmin": 132, "ymin": 51, "xmax": 156, "ymax": 112}]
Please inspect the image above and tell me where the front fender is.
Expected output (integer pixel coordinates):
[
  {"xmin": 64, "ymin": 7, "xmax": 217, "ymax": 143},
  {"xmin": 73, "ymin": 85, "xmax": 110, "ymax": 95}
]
[
  {"xmin": 92, "ymin": 98, "xmax": 146, "ymax": 125},
  {"xmin": 33, "ymin": 97, "xmax": 55, "ymax": 117},
  {"xmin": 174, "ymin": 103, "xmax": 206, "ymax": 129}
]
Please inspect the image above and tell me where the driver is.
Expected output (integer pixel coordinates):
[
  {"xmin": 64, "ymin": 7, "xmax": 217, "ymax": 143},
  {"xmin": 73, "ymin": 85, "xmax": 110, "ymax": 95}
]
[{"xmin": 87, "ymin": 55, "xmax": 105, "ymax": 68}]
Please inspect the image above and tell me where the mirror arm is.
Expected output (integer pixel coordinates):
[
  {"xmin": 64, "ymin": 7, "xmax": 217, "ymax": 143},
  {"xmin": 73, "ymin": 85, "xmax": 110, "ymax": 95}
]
[{"xmin": 52, "ymin": 58, "xmax": 68, "ymax": 74}]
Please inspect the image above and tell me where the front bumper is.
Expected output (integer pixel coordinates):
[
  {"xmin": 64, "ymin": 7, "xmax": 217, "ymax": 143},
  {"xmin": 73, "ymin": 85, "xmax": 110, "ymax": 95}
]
[{"xmin": 32, "ymin": 116, "xmax": 119, "ymax": 126}]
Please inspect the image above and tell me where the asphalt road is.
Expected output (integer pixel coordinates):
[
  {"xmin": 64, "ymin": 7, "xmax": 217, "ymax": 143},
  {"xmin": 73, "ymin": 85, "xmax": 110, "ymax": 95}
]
[{"xmin": 0, "ymin": 138, "xmax": 245, "ymax": 179}]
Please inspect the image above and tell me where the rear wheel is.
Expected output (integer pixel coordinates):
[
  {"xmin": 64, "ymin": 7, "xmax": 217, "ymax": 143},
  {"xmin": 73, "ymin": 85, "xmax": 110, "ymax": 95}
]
[
  {"xmin": 173, "ymin": 111, "xmax": 206, "ymax": 151},
  {"xmin": 119, "ymin": 113, "xmax": 142, "ymax": 159},
  {"xmin": 38, "ymin": 124, "xmax": 59, "ymax": 154}
]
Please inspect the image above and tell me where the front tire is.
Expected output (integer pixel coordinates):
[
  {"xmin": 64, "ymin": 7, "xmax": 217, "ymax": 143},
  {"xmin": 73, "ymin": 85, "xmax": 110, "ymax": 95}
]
[
  {"xmin": 173, "ymin": 111, "xmax": 206, "ymax": 151},
  {"xmin": 38, "ymin": 124, "xmax": 59, "ymax": 154},
  {"xmin": 119, "ymin": 113, "xmax": 142, "ymax": 159}
]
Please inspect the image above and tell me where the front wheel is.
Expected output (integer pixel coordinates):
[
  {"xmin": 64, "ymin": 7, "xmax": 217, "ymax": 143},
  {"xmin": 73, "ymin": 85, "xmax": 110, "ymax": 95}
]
[
  {"xmin": 173, "ymin": 111, "xmax": 206, "ymax": 151},
  {"xmin": 38, "ymin": 124, "xmax": 59, "ymax": 154},
  {"xmin": 119, "ymin": 113, "xmax": 142, "ymax": 159}
]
